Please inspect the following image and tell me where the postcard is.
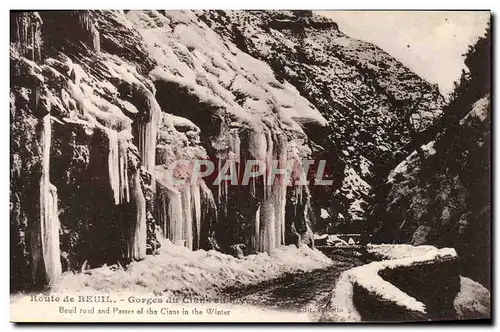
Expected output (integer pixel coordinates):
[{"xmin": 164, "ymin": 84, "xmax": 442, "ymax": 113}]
[{"xmin": 9, "ymin": 9, "xmax": 491, "ymax": 323}]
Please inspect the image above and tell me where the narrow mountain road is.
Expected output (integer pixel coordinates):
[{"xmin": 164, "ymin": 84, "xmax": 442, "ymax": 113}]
[{"xmin": 223, "ymin": 247, "xmax": 370, "ymax": 316}]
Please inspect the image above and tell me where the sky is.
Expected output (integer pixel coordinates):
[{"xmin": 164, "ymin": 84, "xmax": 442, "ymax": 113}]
[{"xmin": 316, "ymin": 11, "xmax": 490, "ymax": 96}]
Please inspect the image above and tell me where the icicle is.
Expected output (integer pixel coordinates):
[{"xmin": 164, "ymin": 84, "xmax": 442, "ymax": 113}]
[
  {"xmin": 248, "ymin": 131, "xmax": 267, "ymax": 162},
  {"xmin": 228, "ymin": 128, "xmax": 241, "ymax": 179},
  {"xmin": 118, "ymin": 131, "xmax": 130, "ymax": 203},
  {"xmin": 191, "ymin": 184, "xmax": 201, "ymax": 249},
  {"xmin": 181, "ymin": 186, "xmax": 194, "ymax": 250},
  {"xmin": 216, "ymin": 156, "xmax": 222, "ymax": 205},
  {"xmin": 47, "ymin": 184, "xmax": 61, "ymax": 277},
  {"xmin": 129, "ymin": 170, "xmax": 146, "ymax": 260},
  {"xmin": 156, "ymin": 175, "xmax": 200, "ymax": 250},
  {"xmin": 76, "ymin": 11, "xmax": 100, "ymax": 53},
  {"xmin": 38, "ymin": 115, "xmax": 61, "ymax": 284},
  {"xmin": 156, "ymin": 185, "xmax": 169, "ymax": 237},
  {"xmin": 91, "ymin": 23, "xmax": 100, "ymax": 53},
  {"xmin": 273, "ymin": 135, "xmax": 288, "ymax": 247},
  {"xmin": 106, "ymin": 129, "xmax": 120, "ymax": 204},
  {"xmin": 200, "ymin": 180, "xmax": 217, "ymax": 249},
  {"xmin": 254, "ymin": 205, "xmax": 260, "ymax": 252},
  {"xmin": 255, "ymin": 127, "xmax": 280, "ymax": 254},
  {"xmin": 167, "ymin": 189, "xmax": 184, "ymax": 245},
  {"xmin": 156, "ymin": 172, "xmax": 215, "ymax": 251},
  {"xmin": 248, "ymin": 130, "xmax": 268, "ymax": 253},
  {"xmin": 264, "ymin": 201, "xmax": 276, "ymax": 253},
  {"xmin": 105, "ymin": 128, "xmax": 130, "ymax": 205},
  {"xmin": 273, "ymin": 178, "xmax": 286, "ymax": 248},
  {"xmin": 136, "ymin": 94, "xmax": 160, "ymax": 174},
  {"xmin": 224, "ymin": 173, "xmax": 228, "ymax": 212},
  {"xmin": 76, "ymin": 11, "xmax": 92, "ymax": 32}
]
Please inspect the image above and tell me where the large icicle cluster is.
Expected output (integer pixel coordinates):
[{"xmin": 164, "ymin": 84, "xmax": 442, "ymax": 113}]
[
  {"xmin": 212, "ymin": 120, "xmax": 313, "ymax": 254},
  {"xmin": 155, "ymin": 168, "xmax": 210, "ymax": 251},
  {"xmin": 62, "ymin": 55, "xmax": 151, "ymax": 261},
  {"xmin": 105, "ymin": 128, "xmax": 131, "ymax": 205},
  {"xmin": 11, "ymin": 12, "xmax": 65, "ymax": 287},
  {"xmin": 154, "ymin": 112, "xmax": 214, "ymax": 250},
  {"xmin": 248, "ymin": 127, "xmax": 289, "ymax": 253}
]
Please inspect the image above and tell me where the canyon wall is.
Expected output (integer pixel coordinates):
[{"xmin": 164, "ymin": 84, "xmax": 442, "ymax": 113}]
[{"xmin": 369, "ymin": 27, "xmax": 491, "ymax": 289}]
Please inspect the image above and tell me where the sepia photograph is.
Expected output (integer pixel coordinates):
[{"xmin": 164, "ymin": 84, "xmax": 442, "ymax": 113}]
[{"xmin": 9, "ymin": 9, "xmax": 491, "ymax": 323}]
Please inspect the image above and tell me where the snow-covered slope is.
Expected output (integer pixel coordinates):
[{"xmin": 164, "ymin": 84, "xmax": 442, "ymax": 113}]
[{"xmin": 53, "ymin": 238, "xmax": 332, "ymax": 295}]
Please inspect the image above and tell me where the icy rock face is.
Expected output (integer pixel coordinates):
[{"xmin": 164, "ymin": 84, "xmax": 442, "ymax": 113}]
[
  {"xmin": 371, "ymin": 95, "xmax": 491, "ymax": 288},
  {"xmin": 10, "ymin": 10, "xmax": 165, "ymax": 289},
  {"xmin": 75, "ymin": 11, "xmax": 101, "ymax": 53},
  {"xmin": 10, "ymin": 14, "xmax": 63, "ymax": 287},
  {"xmin": 454, "ymin": 276, "xmax": 490, "ymax": 319},
  {"xmin": 126, "ymin": 10, "xmax": 324, "ymax": 253},
  {"xmin": 197, "ymin": 10, "xmax": 445, "ymax": 227}
]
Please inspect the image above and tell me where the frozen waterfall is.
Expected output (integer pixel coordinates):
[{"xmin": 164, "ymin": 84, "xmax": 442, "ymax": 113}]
[{"xmin": 155, "ymin": 178, "xmax": 212, "ymax": 251}]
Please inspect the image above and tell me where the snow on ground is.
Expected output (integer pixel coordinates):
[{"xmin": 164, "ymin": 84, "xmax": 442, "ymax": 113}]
[
  {"xmin": 51, "ymin": 238, "xmax": 332, "ymax": 296},
  {"xmin": 367, "ymin": 243, "xmax": 442, "ymax": 260},
  {"xmin": 11, "ymin": 239, "xmax": 332, "ymax": 322},
  {"xmin": 10, "ymin": 240, "xmax": 333, "ymax": 322},
  {"xmin": 323, "ymin": 245, "xmax": 457, "ymax": 322}
]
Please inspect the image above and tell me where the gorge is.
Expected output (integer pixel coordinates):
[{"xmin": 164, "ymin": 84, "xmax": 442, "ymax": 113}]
[{"xmin": 9, "ymin": 9, "xmax": 490, "ymax": 322}]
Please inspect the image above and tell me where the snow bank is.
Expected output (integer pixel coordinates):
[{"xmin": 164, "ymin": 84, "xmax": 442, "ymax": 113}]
[
  {"xmin": 367, "ymin": 243, "xmax": 442, "ymax": 260},
  {"xmin": 52, "ymin": 238, "xmax": 332, "ymax": 296},
  {"xmin": 323, "ymin": 245, "xmax": 457, "ymax": 322}
]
